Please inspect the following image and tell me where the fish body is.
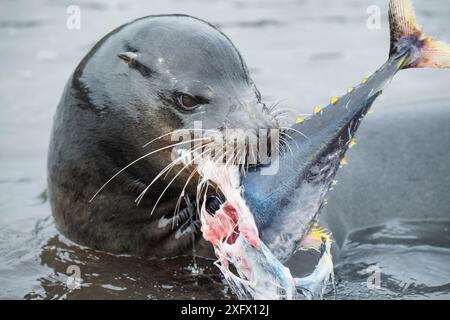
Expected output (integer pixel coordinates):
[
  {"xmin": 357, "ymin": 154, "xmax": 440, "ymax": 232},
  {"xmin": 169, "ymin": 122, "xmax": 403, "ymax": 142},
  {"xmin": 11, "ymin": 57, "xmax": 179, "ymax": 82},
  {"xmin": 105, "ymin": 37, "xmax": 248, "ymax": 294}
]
[{"xmin": 242, "ymin": 0, "xmax": 450, "ymax": 262}]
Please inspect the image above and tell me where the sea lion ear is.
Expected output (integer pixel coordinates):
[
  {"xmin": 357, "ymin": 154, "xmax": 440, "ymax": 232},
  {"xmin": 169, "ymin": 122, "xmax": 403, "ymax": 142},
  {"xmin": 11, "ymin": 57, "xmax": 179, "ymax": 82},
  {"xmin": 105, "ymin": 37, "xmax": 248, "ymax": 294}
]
[{"xmin": 117, "ymin": 52, "xmax": 152, "ymax": 77}]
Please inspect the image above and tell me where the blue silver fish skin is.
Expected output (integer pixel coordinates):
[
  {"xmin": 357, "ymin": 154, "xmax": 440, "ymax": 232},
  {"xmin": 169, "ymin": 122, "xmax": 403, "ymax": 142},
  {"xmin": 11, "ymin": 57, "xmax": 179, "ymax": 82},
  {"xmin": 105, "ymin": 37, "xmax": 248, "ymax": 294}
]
[{"xmin": 242, "ymin": 53, "xmax": 407, "ymax": 262}]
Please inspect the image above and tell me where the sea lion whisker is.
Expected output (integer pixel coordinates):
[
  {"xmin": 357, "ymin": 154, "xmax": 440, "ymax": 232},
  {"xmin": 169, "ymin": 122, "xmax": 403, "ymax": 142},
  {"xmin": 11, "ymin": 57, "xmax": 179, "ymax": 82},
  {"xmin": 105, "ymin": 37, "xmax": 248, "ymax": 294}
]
[
  {"xmin": 280, "ymin": 126, "xmax": 308, "ymax": 139},
  {"xmin": 162, "ymin": 141, "xmax": 212, "ymax": 180},
  {"xmin": 172, "ymin": 143, "xmax": 213, "ymax": 216},
  {"xmin": 135, "ymin": 143, "xmax": 208, "ymax": 205},
  {"xmin": 195, "ymin": 148, "xmax": 230, "ymax": 212},
  {"xmin": 273, "ymin": 114, "xmax": 296, "ymax": 125},
  {"xmin": 225, "ymin": 145, "xmax": 238, "ymax": 167},
  {"xmin": 149, "ymin": 151, "xmax": 206, "ymax": 216},
  {"xmin": 170, "ymin": 146, "xmax": 211, "ymax": 220},
  {"xmin": 267, "ymin": 99, "xmax": 287, "ymax": 113},
  {"xmin": 173, "ymin": 169, "xmax": 199, "ymax": 225},
  {"xmin": 173, "ymin": 202, "xmax": 199, "ymax": 231},
  {"xmin": 271, "ymin": 111, "xmax": 296, "ymax": 126},
  {"xmin": 135, "ymin": 157, "xmax": 183, "ymax": 205},
  {"xmin": 279, "ymin": 136, "xmax": 294, "ymax": 160},
  {"xmin": 280, "ymin": 131, "xmax": 299, "ymax": 153},
  {"xmin": 159, "ymin": 141, "xmax": 207, "ymax": 182},
  {"xmin": 142, "ymin": 129, "xmax": 219, "ymax": 148},
  {"xmin": 270, "ymin": 108, "xmax": 296, "ymax": 117},
  {"xmin": 171, "ymin": 147, "xmax": 214, "ymax": 227},
  {"xmin": 90, "ymin": 137, "xmax": 209, "ymax": 202}
]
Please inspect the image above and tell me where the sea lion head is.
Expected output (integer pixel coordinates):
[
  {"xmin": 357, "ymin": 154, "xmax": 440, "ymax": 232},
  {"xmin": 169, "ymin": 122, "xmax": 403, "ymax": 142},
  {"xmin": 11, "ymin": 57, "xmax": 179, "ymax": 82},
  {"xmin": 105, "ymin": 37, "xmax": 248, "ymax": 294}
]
[
  {"xmin": 48, "ymin": 14, "xmax": 281, "ymax": 256},
  {"xmin": 78, "ymin": 14, "xmax": 280, "ymax": 194}
]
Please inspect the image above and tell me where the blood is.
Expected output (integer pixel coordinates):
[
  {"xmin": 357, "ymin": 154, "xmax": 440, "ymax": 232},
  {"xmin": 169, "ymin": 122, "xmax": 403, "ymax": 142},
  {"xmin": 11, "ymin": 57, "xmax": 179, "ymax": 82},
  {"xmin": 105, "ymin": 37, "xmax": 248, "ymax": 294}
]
[
  {"xmin": 201, "ymin": 203, "xmax": 240, "ymax": 246},
  {"xmin": 222, "ymin": 204, "xmax": 240, "ymax": 245}
]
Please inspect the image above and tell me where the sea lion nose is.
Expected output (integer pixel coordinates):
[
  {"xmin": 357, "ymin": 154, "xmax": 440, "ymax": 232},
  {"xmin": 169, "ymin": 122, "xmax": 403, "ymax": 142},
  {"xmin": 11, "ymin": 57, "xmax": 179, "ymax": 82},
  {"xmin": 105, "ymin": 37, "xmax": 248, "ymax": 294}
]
[{"xmin": 225, "ymin": 100, "xmax": 277, "ymax": 132}]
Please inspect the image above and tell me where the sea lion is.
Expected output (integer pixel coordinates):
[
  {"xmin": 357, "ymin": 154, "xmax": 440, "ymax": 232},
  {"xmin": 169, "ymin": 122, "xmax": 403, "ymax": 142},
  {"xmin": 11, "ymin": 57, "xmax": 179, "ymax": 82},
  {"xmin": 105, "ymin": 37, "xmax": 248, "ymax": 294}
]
[{"xmin": 47, "ymin": 14, "xmax": 278, "ymax": 257}]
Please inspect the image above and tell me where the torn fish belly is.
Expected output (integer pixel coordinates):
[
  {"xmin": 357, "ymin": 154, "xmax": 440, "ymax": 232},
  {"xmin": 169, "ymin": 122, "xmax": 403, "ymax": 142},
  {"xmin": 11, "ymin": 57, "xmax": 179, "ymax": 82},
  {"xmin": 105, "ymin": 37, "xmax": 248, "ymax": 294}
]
[{"xmin": 195, "ymin": 160, "xmax": 334, "ymax": 300}]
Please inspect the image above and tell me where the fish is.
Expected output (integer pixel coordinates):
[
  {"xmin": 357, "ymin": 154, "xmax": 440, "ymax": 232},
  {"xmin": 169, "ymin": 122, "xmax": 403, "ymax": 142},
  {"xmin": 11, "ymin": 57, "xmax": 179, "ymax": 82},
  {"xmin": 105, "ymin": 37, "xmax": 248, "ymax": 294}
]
[
  {"xmin": 197, "ymin": 0, "xmax": 450, "ymax": 299},
  {"xmin": 241, "ymin": 0, "xmax": 450, "ymax": 262},
  {"xmin": 197, "ymin": 159, "xmax": 335, "ymax": 299}
]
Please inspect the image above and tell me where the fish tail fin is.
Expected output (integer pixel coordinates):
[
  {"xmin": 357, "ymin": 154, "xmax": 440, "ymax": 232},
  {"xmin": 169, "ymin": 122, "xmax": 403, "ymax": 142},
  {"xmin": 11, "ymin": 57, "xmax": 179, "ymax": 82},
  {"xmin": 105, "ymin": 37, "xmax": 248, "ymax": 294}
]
[{"xmin": 389, "ymin": 0, "xmax": 450, "ymax": 69}]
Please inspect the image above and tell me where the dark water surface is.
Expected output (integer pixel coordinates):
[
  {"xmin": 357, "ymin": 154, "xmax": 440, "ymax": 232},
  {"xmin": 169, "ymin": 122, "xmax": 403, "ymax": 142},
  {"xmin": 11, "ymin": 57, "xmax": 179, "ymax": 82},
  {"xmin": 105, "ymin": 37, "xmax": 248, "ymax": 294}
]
[
  {"xmin": 1, "ymin": 0, "xmax": 449, "ymax": 299},
  {"xmin": 2, "ymin": 210, "xmax": 449, "ymax": 299},
  {"xmin": 332, "ymin": 220, "xmax": 450, "ymax": 299}
]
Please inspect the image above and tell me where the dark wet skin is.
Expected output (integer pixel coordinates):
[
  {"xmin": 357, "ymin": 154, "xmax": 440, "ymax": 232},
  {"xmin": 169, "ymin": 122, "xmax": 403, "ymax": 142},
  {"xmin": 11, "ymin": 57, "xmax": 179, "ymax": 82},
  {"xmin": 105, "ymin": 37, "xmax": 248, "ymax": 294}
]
[{"xmin": 47, "ymin": 15, "xmax": 278, "ymax": 258}]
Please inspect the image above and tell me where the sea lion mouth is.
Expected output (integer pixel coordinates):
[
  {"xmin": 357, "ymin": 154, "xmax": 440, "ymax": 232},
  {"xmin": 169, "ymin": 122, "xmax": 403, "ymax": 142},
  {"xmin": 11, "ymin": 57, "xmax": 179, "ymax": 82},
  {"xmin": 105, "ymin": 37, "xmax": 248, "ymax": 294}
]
[{"xmin": 204, "ymin": 191, "xmax": 226, "ymax": 216}]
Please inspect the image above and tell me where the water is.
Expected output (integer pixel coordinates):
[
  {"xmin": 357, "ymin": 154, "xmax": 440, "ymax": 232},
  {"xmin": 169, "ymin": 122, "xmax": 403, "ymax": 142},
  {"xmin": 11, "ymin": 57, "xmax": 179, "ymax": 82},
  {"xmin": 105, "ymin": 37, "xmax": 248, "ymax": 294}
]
[
  {"xmin": 1, "ymin": 214, "xmax": 229, "ymax": 300},
  {"xmin": 332, "ymin": 220, "xmax": 450, "ymax": 299},
  {"xmin": 1, "ymin": 0, "xmax": 449, "ymax": 299},
  {"xmin": 2, "ymin": 212, "xmax": 449, "ymax": 299}
]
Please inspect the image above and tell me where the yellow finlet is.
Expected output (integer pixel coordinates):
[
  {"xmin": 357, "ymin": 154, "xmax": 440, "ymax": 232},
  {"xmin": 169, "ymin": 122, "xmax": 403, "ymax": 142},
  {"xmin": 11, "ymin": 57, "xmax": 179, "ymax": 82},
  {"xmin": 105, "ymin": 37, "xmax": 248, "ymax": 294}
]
[
  {"xmin": 397, "ymin": 56, "xmax": 408, "ymax": 68},
  {"xmin": 348, "ymin": 138, "xmax": 356, "ymax": 148},
  {"xmin": 331, "ymin": 179, "xmax": 338, "ymax": 186},
  {"xmin": 299, "ymin": 225, "xmax": 332, "ymax": 251},
  {"xmin": 361, "ymin": 77, "xmax": 368, "ymax": 84},
  {"xmin": 368, "ymin": 107, "xmax": 373, "ymax": 114},
  {"xmin": 339, "ymin": 157, "xmax": 347, "ymax": 166},
  {"xmin": 330, "ymin": 97, "xmax": 339, "ymax": 104},
  {"xmin": 347, "ymin": 87, "xmax": 354, "ymax": 93},
  {"xmin": 313, "ymin": 106, "xmax": 322, "ymax": 114},
  {"xmin": 295, "ymin": 117, "xmax": 305, "ymax": 123}
]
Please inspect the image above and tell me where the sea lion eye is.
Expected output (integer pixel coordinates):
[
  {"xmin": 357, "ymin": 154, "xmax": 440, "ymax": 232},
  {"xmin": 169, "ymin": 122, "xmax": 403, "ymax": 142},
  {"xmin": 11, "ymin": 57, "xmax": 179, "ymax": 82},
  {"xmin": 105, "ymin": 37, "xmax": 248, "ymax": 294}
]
[{"xmin": 178, "ymin": 94, "xmax": 199, "ymax": 109}]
